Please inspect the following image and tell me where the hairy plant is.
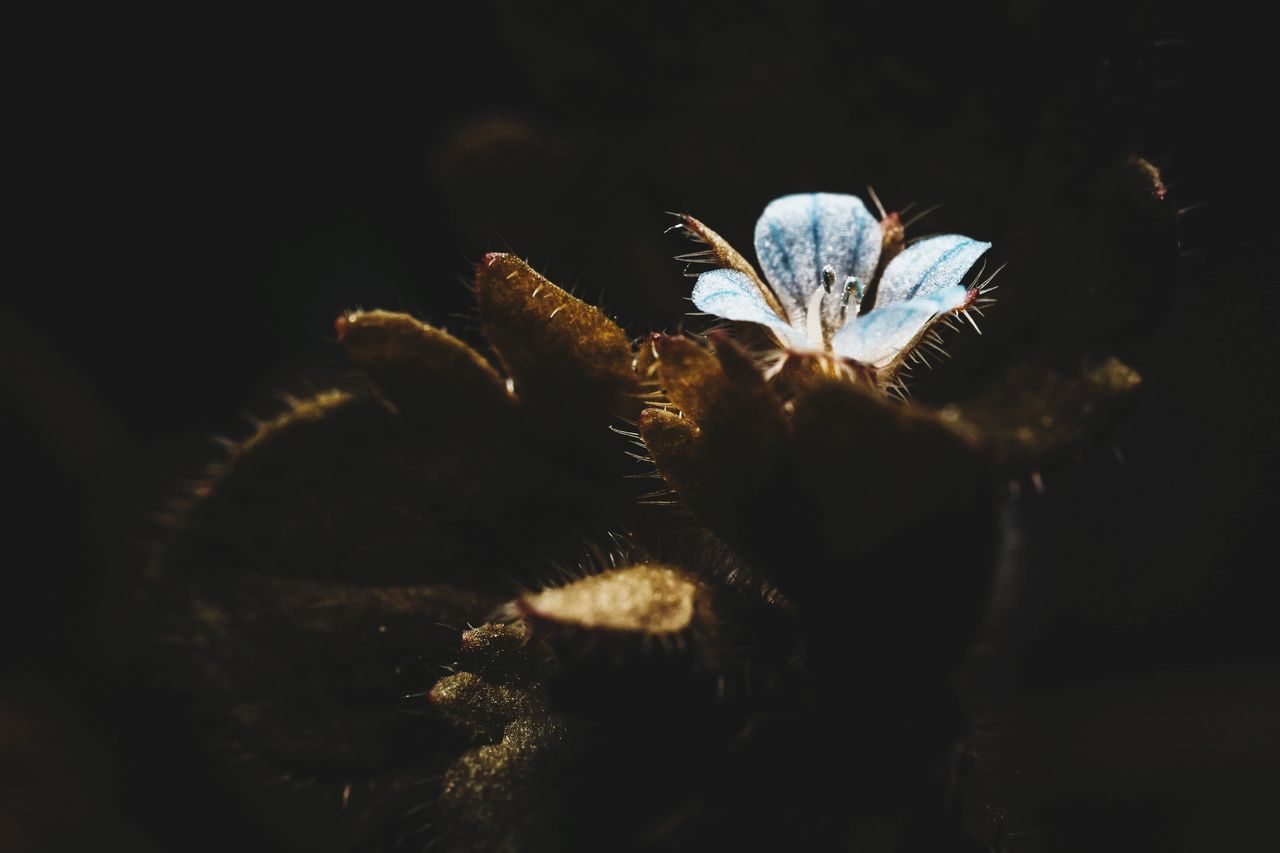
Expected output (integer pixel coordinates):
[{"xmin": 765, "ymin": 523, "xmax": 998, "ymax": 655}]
[{"xmin": 151, "ymin": 161, "xmax": 1173, "ymax": 852}]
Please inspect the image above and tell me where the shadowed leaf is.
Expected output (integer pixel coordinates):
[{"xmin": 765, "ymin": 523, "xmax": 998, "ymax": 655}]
[
  {"xmin": 640, "ymin": 334, "xmax": 787, "ymax": 545},
  {"xmin": 786, "ymin": 379, "xmax": 986, "ymax": 557},
  {"xmin": 164, "ymin": 574, "xmax": 492, "ymax": 777},
  {"xmin": 336, "ymin": 309, "xmax": 512, "ymax": 418},
  {"xmin": 940, "ymin": 357, "xmax": 1142, "ymax": 472},
  {"xmin": 163, "ymin": 389, "xmax": 629, "ymax": 588}
]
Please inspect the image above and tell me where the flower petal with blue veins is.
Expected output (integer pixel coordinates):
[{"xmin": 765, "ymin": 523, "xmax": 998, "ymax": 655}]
[
  {"xmin": 875, "ymin": 235, "xmax": 990, "ymax": 308},
  {"xmin": 830, "ymin": 292, "xmax": 962, "ymax": 367},
  {"xmin": 753, "ymin": 193, "xmax": 882, "ymax": 330},
  {"xmin": 692, "ymin": 268, "xmax": 808, "ymax": 349}
]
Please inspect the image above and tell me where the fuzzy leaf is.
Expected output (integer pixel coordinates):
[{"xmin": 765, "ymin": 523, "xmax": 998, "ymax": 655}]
[
  {"xmin": 772, "ymin": 380, "xmax": 996, "ymax": 671},
  {"xmin": 475, "ymin": 253, "xmax": 642, "ymax": 425},
  {"xmin": 457, "ymin": 623, "xmax": 551, "ymax": 686},
  {"xmin": 939, "ymin": 357, "xmax": 1142, "ymax": 472},
  {"xmin": 164, "ymin": 389, "xmax": 629, "ymax": 588},
  {"xmin": 163, "ymin": 574, "xmax": 493, "ymax": 776},
  {"xmin": 430, "ymin": 671, "xmax": 547, "ymax": 741},
  {"xmin": 786, "ymin": 379, "xmax": 986, "ymax": 551},
  {"xmin": 336, "ymin": 309, "xmax": 511, "ymax": 418},
  {"xmin": 637, "ymin": 407, "xmax": 704, "ymax": 492},
  {"xmin": 642, "ymin": 335, "xmax": 787, "ymax": 547},
  {"xmin": 651, "ymin": 333, "xmax": 785, "ymax": 440},
  {"xmin": 516, "ymin": 565, "xmax": 740, "ymax": 726},
  {"xmin": 519, "ymin": 564, "xmax": 705, "ymax": 637}
]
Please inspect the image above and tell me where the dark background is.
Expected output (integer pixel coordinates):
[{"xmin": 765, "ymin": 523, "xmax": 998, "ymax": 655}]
[{"xmin": 5, "ymin": 2, "xmax": 1277, "ymax": 850}]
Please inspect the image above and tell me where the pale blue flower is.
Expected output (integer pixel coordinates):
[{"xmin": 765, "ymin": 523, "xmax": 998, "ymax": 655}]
[{"xmin": 691, "ymin": 192, "xmax": 991, "ymax": 369}]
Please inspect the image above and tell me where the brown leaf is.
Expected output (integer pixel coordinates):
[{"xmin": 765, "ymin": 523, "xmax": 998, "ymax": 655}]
[
  {"xmin": 519, "ymin": 564, "xmax": 707, "ymax": 637},
  {"xmin": 787, "ymin": 378, "xmax": 986, "ymax": 553},
  {"xmin": 637, "ymin": 408, "xmax": 704, "ymax": 493},
  {"xmin": 940, "ymin": 357, "xmax": 1142, "ymax": 472},
  {"xmin": 653, "ymin": 334, "xmax": 782, "ymax": 433},
  {"xmin": 475, "ymin": 253, "xmax": 642, "ymax": 426},
  {"xmin": 163, "ymin": 389, "xmax": 624, "ymax": 588},
  {"xmin": 163, "ymin": 573, "xmax": 493, "ymax": 776},
  {"xmin": 336, "ymin": 309, "xmax": 511, "ymax": 418}
]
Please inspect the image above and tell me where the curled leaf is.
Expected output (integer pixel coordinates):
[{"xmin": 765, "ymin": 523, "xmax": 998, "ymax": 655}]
[{"xmin": 336, "ymin": 309, "xmax": 511, "ymax": 417}]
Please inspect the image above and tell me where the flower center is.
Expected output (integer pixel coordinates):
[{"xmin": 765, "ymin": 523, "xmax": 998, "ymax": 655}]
[{"xmin": 806, "ymin": 266, "xmax": 863, "ymax": 347}]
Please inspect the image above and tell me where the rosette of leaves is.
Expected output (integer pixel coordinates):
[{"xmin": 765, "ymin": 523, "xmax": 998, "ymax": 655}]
[
  {"xmin": 153, "ymin": 254, "xmax": 662, "ymax": 851},
  {"xmin": 152, "ymin": 159, "xmax": 1175, "ymax": 852}
]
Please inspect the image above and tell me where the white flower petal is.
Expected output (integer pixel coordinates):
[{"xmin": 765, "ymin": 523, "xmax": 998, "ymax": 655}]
[
  {"xmin": 753, "ymin": 193, "xmax": 882, "ymax": 331},
  {"xmin": 875, "ymin": 235, "xmax": 989, "ymax": 308},
  {"xmin": 692, "ymin": 268, "xmax": 807, "ymax": 348},
  {"xmin": 830, "ymin": 292, "xmax": 962, "ymax": 367}
]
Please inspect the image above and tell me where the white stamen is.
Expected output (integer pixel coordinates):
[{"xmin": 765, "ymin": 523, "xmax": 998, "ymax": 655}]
[{"xmin": 805, "ymin": 285, "xmax": 827, "ymax": 347}]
